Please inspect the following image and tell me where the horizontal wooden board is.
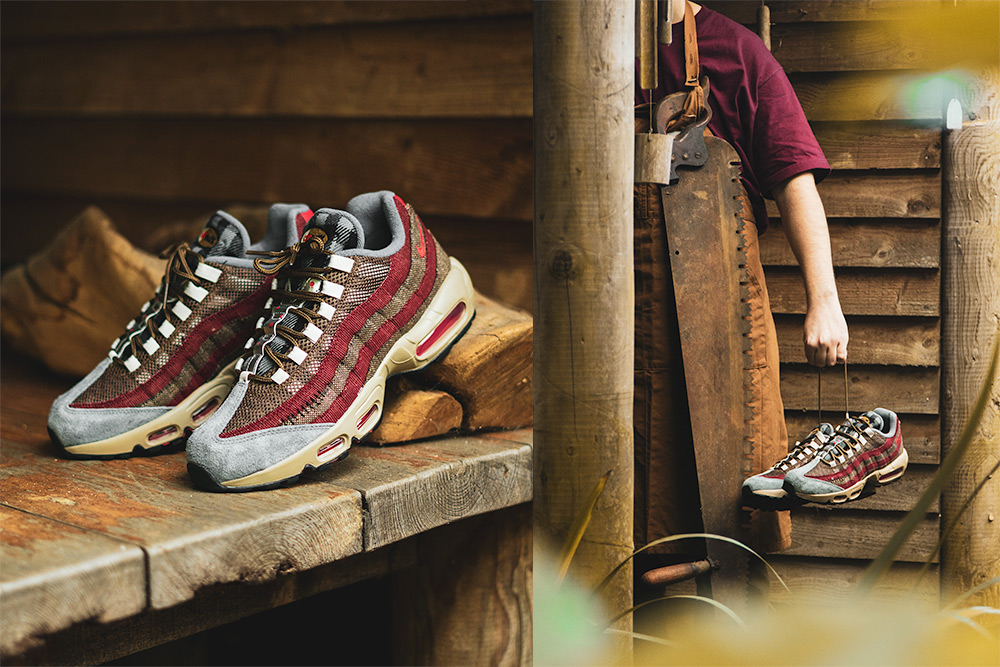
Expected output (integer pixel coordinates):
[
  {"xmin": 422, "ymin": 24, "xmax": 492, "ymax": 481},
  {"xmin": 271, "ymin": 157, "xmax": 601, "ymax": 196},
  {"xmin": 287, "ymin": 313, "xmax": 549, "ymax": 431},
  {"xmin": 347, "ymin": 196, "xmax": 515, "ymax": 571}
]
[
  {"xmin": 785, "ymin": 411, "xmax": 939, "ymax": 464},
  {"xmin": 766, "ymin": 555, "xmax": 938, "ymax": 609},
  {"xmin": 760, "ymin": 219, "xmax": 940, "ymax": 268},
  {"xmin": 0, "ymin": 0, "xmax": 533, "ymax": 40},
  {"xmin": 780, "ymin": 364, "xmax": 939, "ymax": 414},
  {"xmin": 710, "ymin": 1, "xmax": 924, "ymax": 24},
  {"xmin": 785, "ymin": 508, "xmax": 938, "ymax": 562},
  {"xmin": 812, "ymin": 122, "xmax": 941, "ymax": 170},
  {"xmin": 0, "ymin": 505, "xmax": 146, "ymax": 658},
  {"xmin": 792, "ymin": 71, "xmax": 958, "ymax": 122},
  {"xmin": 764, "ymin": 268, "xmax": 940, "ymax": 317},
  {"xmin": 0, "ymin": 118, "xmax": 533, "ymax": 222},
  {"xmin": 766, "ymin": 171, "xmax": 941, "ymax": 219},
  {"xmin": 771, "ymin": 22, "xmax": 935, "ymax": 73},
  {"xmin": 774, "ymin": 315, "xmax": 939, "ymax": 367},
  {"xmin": 0, "ymin": 17, "xmax": 532, "ymax": 118}
]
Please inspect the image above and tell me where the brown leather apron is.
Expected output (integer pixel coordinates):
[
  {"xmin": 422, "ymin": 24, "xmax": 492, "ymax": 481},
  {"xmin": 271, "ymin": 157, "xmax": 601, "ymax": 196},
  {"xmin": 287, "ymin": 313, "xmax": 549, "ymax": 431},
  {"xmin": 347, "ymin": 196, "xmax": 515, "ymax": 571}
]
[{"xmin": 633, "ymin": 1, "xmax": 790, "ymax": 555}]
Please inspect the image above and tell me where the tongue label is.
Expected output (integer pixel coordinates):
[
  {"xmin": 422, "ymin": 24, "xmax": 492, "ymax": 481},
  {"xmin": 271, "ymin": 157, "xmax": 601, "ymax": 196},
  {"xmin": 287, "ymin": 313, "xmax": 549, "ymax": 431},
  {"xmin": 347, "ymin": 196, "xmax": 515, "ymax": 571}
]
[{"xmin": 197, "ymin": 227, "xmax": 219, "ymax": 249}]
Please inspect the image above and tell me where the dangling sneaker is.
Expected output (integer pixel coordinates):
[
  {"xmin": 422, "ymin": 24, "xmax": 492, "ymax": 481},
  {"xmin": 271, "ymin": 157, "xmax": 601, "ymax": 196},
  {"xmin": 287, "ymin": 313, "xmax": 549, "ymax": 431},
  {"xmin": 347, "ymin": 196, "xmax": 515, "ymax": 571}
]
[
  {"xmin": 784, "ymin": 408, "xmax": 907, "ymax": 504},
  {"xmin": 186, "ymin": 191, "xmax": 476, "ymax": 492},
  {"xmin": 741, "ymin": 422, "xmax": 835, "ymax": 507},
  {"xmin": 48, "ymin": 204, "xmax": 309, "ymax": 458}
]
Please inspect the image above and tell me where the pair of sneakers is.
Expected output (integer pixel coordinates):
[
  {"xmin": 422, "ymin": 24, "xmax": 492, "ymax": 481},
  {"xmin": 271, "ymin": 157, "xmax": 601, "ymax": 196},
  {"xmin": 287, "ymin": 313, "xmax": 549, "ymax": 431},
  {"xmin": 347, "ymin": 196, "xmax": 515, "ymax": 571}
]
[
  {"xmin": 48, "ymin": 191, "xmax": 476, "ymax": 492},
  {"xmin": 743, "ymin": 408, "xmax": 908, "ymax": 506}
]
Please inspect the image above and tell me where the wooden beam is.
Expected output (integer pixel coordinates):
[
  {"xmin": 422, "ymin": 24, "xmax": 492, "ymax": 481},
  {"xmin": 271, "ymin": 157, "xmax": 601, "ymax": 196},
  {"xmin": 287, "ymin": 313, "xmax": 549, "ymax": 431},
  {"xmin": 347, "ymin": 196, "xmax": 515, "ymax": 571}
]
[
  {"xmin": 784, "ymin": 508, "xmax": 939, "ymax": 562},
  {"xmin": 764, "ymin": 269, "xmax": 940, "ymax": 317},
  {"xmin": 940, "ymin": 119, "xmax": 1000, "ymax": 607},
  {"xmin": 779, "ymin": 364, "xmax": 939, "ymax": 415},
  {"xmin": 0, "ymin": 1, "xmax": 533, "ymax": 40},
  {"xmin": 0, "ymin": 17, "xmax": 532, "ymax": 119},
  {"xmin": 534, "ymin": 0, "xmax": 635, "ymax": 647},
  {"xmin": 784, "ymin": 412, "xmax": 940, "ymax": 465},
  {"xmin": 765, "ymin": 171, "xmax": 941, "ymax": 219},
  {"xmin": 774, "ymin": 315, "xmax": 939, "ymax": 367},
  {"xmin": 0, "ymin": 118, "xmax": 533, "ymax": 222},
  {"xmin": 761, "ymin": 220, "xmax": 940, "ymax": 268}
]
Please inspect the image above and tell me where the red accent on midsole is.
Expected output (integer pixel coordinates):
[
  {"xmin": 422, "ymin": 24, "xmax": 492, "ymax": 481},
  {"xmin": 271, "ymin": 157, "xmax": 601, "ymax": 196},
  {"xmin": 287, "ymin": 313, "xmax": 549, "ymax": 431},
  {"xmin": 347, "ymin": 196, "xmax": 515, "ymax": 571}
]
[
  {"xmin": 416, "ymin": 302, "xmax": 465, "ymax": 358},
  {"xmin": 147, "ymin": 425, "xmax": 179, "ymax": 441},
  {"xmin": 357, "ymin": 404, "xmax": 379, "ymax": 431},
  {"xmin": 72, "ymin": 281, "xmax": 271, "ymax": 409},
  {"xmin": 318, "ymin": 436, "xmax": 346, "ymax": 457},
  {"xmin": 192, "ymin": 397, "xmax": 221, "ymax": 423}
]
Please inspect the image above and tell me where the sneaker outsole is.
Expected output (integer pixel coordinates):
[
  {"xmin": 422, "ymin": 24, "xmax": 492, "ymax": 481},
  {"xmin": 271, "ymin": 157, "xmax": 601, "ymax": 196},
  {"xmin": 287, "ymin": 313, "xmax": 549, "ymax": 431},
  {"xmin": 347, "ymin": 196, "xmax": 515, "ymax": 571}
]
[{"xmin": 187, "ymin": 449, "xmax": 351, "ymax": 493}]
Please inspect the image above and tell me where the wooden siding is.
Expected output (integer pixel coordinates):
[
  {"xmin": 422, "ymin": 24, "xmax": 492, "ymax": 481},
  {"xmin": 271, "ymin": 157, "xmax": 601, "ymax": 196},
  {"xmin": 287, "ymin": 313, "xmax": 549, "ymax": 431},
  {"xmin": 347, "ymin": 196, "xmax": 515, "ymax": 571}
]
[
  {"xmin": 707, "ymin": 0, "xmax": 944, "ymax": 601},
  {"xmin": 0, "ymin": 1, "xmax": 534, "ymax": 312}
]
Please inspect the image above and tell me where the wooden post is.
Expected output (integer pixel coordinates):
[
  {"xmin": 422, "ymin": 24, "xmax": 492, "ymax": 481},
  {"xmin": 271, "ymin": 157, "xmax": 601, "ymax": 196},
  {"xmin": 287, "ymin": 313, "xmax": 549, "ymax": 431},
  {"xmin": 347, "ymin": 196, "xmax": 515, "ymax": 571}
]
[
  {"xmin": 940, "ymin": 108, "xmax": 1000, "ymax": 607},
  {"xmin": 533, "ymin": 0, "xmax": 636, "ymax": 650}
]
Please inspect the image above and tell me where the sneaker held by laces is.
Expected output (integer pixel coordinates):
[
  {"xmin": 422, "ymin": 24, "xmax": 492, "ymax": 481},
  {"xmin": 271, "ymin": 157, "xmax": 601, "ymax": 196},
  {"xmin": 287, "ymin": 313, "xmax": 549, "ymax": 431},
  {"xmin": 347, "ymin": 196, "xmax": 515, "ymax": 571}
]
[
  {"xmin": 47, "ymin": 204, "xmax": 308, "ymax": 458},
  {"xmin": 783, "ymin": 408, "xmax": 907, "ymax": 504},
  {"xmin": 186, "ymin": 191, "xmax": 476, "ymax": 492},
  {"xmin": 741, "ymin": 422, "xmax": 835, "ymax": 507}
]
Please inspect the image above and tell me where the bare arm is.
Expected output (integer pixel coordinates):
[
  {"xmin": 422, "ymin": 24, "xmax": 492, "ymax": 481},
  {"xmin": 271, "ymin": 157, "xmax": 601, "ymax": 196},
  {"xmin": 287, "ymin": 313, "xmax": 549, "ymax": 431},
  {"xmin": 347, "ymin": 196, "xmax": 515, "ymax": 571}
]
[{"xmin": 772, "ymin": 171, "xmax": 848, "ymax": 366}]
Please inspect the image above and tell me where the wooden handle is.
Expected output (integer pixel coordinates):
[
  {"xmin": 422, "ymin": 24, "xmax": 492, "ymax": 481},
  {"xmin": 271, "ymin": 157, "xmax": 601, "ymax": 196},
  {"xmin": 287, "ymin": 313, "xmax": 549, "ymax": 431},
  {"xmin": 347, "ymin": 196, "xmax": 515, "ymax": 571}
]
[{"xmin": 640, "ymin": 559, "xmax": 716, "ymax": 586}]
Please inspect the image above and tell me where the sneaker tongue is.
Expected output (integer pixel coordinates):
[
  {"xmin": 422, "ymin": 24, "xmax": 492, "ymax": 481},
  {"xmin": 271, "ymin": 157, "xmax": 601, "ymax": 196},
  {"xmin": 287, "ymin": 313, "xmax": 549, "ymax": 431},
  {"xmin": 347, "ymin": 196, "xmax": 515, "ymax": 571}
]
[
  {"xmin": 301, "ymin": 209, "xmax": 365, "ymax": 254},
  {"xmin": 194, "ymin": 211, "xmax": 251, "ymax": 259}
]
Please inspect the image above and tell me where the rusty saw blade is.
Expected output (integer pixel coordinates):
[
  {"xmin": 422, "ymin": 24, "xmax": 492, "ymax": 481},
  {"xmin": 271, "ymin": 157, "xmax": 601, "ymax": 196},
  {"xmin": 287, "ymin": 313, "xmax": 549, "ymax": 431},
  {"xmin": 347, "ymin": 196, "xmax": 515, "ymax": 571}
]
[{"xmin": 659, "ymin": 135, "xmax": 754, "ymax": 613}]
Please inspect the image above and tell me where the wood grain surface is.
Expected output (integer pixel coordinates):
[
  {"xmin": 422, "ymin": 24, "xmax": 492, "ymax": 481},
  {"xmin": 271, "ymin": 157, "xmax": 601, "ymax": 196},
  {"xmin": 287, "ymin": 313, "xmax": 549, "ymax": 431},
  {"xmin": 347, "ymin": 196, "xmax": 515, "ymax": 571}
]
[
  {"xmin": 766, "ymin": 171, "xmax": 941, "ymax": 219},
  {"xmin": 773, "ymin": 315, "xmax": 939, "ymax": 367},
  {"xmin": 784, "ymin": 508, "xmax": 939, "ymax": 562},
  {"xmin": 779, "ymin": 364, "xmax": 939, "ymax": 414},
  {"xmin": 812, "ymin": 122, "xmax": 941, "ymax": 170},
  {"xmin": 765, "ymin": 269, "xmax": 940, "ymax": 317},
  {"xmin": 760, "ymin": 220, "xmax": 940, "ymax": 269}
]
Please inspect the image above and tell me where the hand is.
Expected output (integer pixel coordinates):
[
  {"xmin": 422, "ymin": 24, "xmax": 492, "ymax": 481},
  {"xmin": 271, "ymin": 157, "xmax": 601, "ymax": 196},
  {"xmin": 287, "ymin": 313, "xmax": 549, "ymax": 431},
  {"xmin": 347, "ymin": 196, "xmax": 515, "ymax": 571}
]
[{"xmin": 803, "ymin": 299, "xmax": 848, "ymax": 366}]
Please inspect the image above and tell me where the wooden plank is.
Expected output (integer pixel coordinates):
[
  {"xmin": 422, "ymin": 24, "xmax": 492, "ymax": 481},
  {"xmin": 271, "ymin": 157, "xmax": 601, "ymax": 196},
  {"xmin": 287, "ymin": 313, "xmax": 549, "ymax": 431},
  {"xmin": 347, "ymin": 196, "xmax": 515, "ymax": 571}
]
[
  {"xmin": 765, "ymin": 171, "xmax": 941, "ymax": 219},
  {"xmin": 6, "ymin": 542, "xmax": 416, "ymax": 666},
  {"xmin": 791, "ymin": 71, "xmax": 952, "ymax": 122},
  {"xmin": 766, "ymin": 555, "xmax": 939, "ymax": 609},
  {"xmin": 774, "ymin": 315, "xmax": 939, "ymax": 367},
  {"xmin": 812, "ymin": 122, "xmax": 941, "ymax": 170},
  {"xmin": 0, "ymin": 0, "xmax": 533, "ymax": 40},
  {"xmin": 785, "ymin": 508, "xmax": 938, "ymax": 562},
  {"xmin": 785, "ymin": 411, "xmax": 939, "ymax": 465},
  {"xmin": 0, "ymin": 18, "xmax": 532, "ymax": 118},
  {"xmin": 780, "ymin": 364, "xmax": 939, "ymax": 414},
  {"xmin": 0, "ymin": 506, "xmax": 146, "ymax": 659},
  {"xmin": 369, "ymin": 383, "xmax": 464, "ymax": 445},
  {"xmin": 760, "ymin": 220, "xmax": 940, "ymax": 268},
  {"xmin": 0, "ymin": 118, "xmax": 533, "ymax": 222},
  {"xmin": 710, "ymin": 1, "xmax": 922, "ymax": 24},
  {"xmin": 331, "ymin": 436, "xmax": 533, "ymax": 551},
  {"xmin": 770, "ymin": 22, "xmax": 934, "ymax": 72},
  {"xmin": 764, "ymin": 269, "xmax": 940, "ymax": 317}
]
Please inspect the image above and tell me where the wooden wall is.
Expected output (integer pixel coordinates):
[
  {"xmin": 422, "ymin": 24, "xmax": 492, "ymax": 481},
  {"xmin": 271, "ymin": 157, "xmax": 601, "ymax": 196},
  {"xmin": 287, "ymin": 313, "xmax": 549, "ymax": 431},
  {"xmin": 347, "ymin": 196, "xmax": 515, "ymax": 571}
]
[
  {"xmin": 0, "ymin": 0, "xmax": 534, "ymax": 312},
  {"xmin": 711, "ymin": 0, "xmax": 947, "ymax": 604}
]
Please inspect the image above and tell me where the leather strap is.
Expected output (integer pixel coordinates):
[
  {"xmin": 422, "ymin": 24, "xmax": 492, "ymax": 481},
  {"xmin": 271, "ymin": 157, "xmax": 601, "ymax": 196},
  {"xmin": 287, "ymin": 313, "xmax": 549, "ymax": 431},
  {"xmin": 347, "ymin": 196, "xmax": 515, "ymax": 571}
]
[{"xmin": 664, "ymin": 1, "xmax": 707, "ymax": 133}]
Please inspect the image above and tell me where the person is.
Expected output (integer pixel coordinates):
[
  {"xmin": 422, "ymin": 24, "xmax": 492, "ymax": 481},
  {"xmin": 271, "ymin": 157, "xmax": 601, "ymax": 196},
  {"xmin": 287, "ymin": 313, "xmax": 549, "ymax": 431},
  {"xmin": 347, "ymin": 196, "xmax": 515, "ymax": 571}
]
[{"xmin": 633, "ymin": 0, "xmax": 848, "ymax": 552}]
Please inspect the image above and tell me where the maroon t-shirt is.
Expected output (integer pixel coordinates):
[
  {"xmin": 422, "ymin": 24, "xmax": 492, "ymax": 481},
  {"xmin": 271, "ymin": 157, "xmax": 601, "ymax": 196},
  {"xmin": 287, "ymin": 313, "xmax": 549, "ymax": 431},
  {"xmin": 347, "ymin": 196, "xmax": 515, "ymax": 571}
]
[{"xmin": 636, "ymin": 6, "xmax": 830, "ymax": 232}]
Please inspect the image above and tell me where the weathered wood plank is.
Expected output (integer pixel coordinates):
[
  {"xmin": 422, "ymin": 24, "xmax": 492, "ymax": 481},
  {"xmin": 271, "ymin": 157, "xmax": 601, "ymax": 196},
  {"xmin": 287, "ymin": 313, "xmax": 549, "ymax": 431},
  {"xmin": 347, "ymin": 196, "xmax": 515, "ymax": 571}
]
[
  {"xmin": 0, "ymin": 18, "xmax": 532, "ymax": 118},
  {"xmin": 760, "ymin": 220, "xmax": 940, "ymax": 268},
  {"xmin": 0, "ymin": 118, "xmax": 533, "ymax": 222},
  {"xmin": 785, "ymin": 508, "xmax": 938, "ymax": 562},
  {"xmin": 0, "ymin": 0, "xmax": 533, "ymax": 40},
  {"xmin": 416, "ymin": 294, "xmax": 533, "ymax": 431},
  {"xmin": 0, "ymin": 505, "xmax": 147, "ymax": 659},
  {"xmin": 765, "ymin": 171, "xmax": 941, "ymax": 219},
  {"xmin": 785, "ymin": 411, "xmax": 939, "ymax": 465},
  {"xmin": 329, "ymin": 436, "xmax": 532, "ymax": 551},
  {"xmin": 369, "ymin": 383, "xmax": 463, "ymax": 445},
  {"xmin": 780, "ymin": 364, "xmax": 939, "ymax": 414},
  {"xmin": 766, "ymin": 555, "xmax": 939, "ymax": 609},
  {"xmin": 792, "ymin": 71, "xmax": 952, "ymax": 122},
  {"xmin": 770, "ymin": 22, "xmax": 934, "ymax": 72},
  {"xmin": 5, "ymin": 541, "xmax": 416, "ymax": 666},
  {"xmin": 710, "ymin": 1, "xmax": 923, "ymax": 24},
  {"xmin": 765, "ymin": 269, "xmax": 940, "ymax": 317},
  {"xmin": 812, "ymin": 122, "xmax": 941, "ymax": 170},
  {"xmin": 774, "ymin": 315, "xmax": 939, "ymax": 367}
]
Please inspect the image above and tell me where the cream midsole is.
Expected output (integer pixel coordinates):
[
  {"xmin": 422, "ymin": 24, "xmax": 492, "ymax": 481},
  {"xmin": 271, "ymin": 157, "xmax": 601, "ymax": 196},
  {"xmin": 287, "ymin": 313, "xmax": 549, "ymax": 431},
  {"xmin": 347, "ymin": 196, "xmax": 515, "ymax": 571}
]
[
  {"xmin": 65, "ymin": 360, "xmax": 239, "ymax": 455},
  {"xmin": 797, "ymin": 448, "xmax": 909, "ymax": 504},
  {"xmin": 222, "ymin": 257, "xmax": 476, "ymax": 488}
]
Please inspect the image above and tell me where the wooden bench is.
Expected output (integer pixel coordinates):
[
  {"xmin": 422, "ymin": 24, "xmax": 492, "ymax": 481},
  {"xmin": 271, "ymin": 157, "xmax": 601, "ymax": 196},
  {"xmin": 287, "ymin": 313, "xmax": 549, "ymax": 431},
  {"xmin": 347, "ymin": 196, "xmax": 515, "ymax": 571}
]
[{"xmin": 0, "ymin": 350, "xmax": 532, "ymax": 665}]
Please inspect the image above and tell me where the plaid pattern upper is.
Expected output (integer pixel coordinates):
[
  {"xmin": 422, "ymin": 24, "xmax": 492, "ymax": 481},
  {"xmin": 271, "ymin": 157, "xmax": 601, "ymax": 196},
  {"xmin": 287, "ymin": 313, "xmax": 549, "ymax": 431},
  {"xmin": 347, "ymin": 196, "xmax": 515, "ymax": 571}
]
[
  {"xmin": 71, "ymin": 264, "xmax": 270, "ymax": 409},
  {"xmin": 220, "ymin": 197, "xmax": 450, "ymax": 437},
  {"xmin": 801, "ymin": 420, "xmax": 904, "ymax": 488}
]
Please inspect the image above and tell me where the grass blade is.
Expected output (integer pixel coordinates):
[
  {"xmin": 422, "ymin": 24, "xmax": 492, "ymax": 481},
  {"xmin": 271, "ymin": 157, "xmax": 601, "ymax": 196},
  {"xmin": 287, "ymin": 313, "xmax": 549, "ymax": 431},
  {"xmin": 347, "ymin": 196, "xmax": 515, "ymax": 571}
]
[
  {"xmin": 942, "ymin": 576, "xmax": 1000, "ymax": 611},
  {"xmin": 605, "ymin": 594, "xmax": 746, "ymax": 629},
  {"xmin": 603, "ymin": 628, "xmax": 679, "ymax": 648},
  {"xmin": 556, "ymin": 470, "xmax": 610, "ymax": 585},
  {"xmin": 855, "ymin": 332, "xmax": 999, "ymax": 596}
]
